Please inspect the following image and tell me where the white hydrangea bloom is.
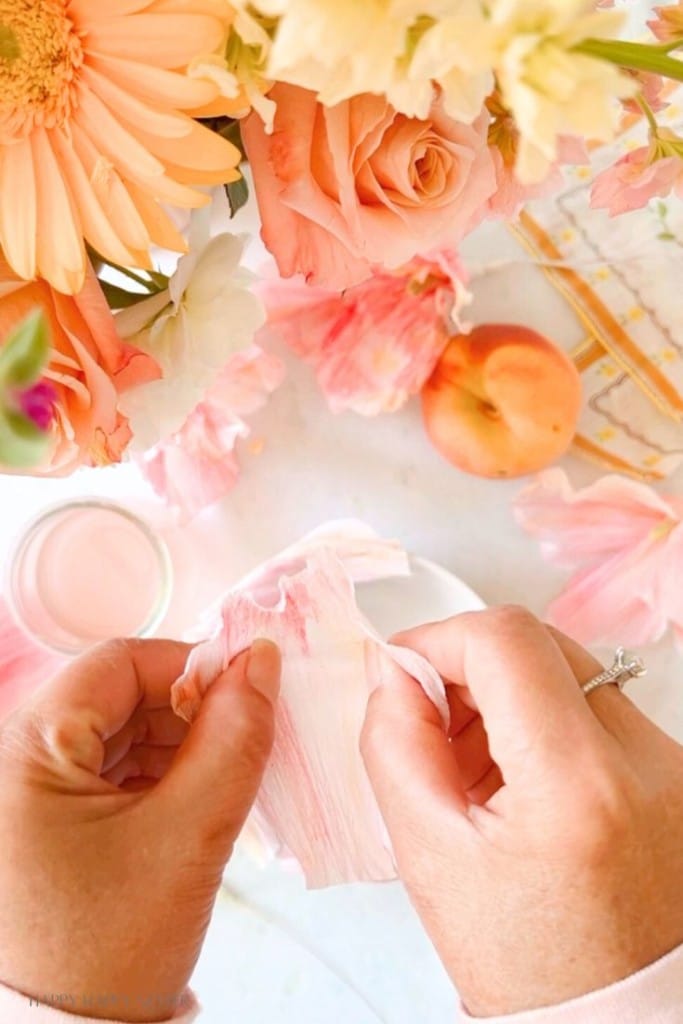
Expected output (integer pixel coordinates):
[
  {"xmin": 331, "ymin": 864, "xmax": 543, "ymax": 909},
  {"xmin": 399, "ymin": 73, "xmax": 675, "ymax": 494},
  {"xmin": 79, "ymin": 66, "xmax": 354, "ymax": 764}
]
[{"xmin": 116, "ymin": 223, "xmax": 265, "ymax": 451}]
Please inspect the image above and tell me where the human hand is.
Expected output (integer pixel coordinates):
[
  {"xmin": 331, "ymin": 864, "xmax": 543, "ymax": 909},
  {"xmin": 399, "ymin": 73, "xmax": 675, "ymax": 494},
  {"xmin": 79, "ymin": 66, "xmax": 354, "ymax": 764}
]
[
  {"xmin": 0, "ymin": 637, "xmax": 280, "ymax": 1022},
  {"xmin": 362, "ymin": 607, "xmax": 683, "ymax": 1017}
]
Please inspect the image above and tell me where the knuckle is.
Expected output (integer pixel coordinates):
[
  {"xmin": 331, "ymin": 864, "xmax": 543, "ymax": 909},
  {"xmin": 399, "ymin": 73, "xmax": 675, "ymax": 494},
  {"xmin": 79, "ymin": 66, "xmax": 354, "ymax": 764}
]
[
  {"xmin": 489, "ymin": 604, "xmax": 539, "ymax": 632},
  {"xmin": 91, "ymin": 637, "xmax": 131, "ymax": 662}
]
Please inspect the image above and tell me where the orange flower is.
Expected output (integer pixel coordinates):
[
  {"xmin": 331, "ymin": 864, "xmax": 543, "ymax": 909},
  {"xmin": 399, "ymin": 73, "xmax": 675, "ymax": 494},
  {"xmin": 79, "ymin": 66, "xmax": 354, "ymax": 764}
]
[
  {"xmin": 0, "ymin": 0, "xmax": 241, "ymax": 294},
  {"xmin": 0, "ymin": 254, "xmax": 159, "ymax": 475}
]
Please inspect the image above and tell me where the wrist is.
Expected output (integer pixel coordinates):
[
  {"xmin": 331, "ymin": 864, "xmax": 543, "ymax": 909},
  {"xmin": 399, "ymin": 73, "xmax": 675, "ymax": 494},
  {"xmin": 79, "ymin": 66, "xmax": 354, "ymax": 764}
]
[{"xmin": 459, "ymin": 936, "xmax": 682, "ymax": 1019}]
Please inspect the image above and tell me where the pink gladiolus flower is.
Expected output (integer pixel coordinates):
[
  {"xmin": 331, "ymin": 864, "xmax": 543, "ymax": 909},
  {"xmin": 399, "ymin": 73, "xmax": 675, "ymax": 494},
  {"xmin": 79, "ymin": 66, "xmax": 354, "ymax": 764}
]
[
  {"xmin": 242, "ymin": 84, "xmax": 496, "ymax": 290},
  {"xmin": 142, "ymin": 346, "xmax": 285, "ymax": 521},
  {"xmin": 649, "ymin": 3, "xmax": 683, "ymax": 42},
  {"xmin": 487, "ymin": 134, "xmax": 588, "ymax": 220},
  {"xmin": 263, "ymin": 251, "xmax": 470, "ymax": 416},
  {"xmin": 172, "ymin": 546, "xmax": 447, "ymax": 888},
  {"xmin": 515, "ymin": 470, "xmax": 683, "ymax": 647},
  {"xmin": 622, "ymin": 71, "xmax": 668, "ymax": 116},
  {"xmin": 0, "ymin": 599, "xmax": 63, "ymax": 721},
  {"xmin": 591, "ymin": 145, "xmax": 683, "ymax": 215}
]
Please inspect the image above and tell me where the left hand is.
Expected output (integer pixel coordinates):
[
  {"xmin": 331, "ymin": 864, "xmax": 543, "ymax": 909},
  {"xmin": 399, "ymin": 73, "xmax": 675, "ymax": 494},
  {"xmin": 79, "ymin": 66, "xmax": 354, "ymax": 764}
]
[{"xmin": 0, "ymin": 637, "xmax": 281, "ymax": 1022}]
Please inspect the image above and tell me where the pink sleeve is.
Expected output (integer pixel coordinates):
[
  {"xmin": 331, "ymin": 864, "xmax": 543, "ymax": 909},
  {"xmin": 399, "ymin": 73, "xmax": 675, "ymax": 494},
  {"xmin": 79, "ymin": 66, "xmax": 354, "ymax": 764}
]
[
  {"xmin": 0, "ymin": 984, "xmax": 200, "ymax": 1023},
  {"xmin": 460, "ymin": 943, "xmax": 683, "ymax": 1023}
]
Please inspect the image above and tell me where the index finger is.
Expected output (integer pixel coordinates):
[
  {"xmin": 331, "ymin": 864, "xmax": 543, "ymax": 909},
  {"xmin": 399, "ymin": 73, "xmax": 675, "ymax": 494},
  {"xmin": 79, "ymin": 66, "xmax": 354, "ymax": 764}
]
[
  {"xmin": 29, "ymin": 638, "xmax": 193, "ymax": 742},
  {"xmin": 393, "ymin": 606, "xmax": 602, "ymax": 787}
]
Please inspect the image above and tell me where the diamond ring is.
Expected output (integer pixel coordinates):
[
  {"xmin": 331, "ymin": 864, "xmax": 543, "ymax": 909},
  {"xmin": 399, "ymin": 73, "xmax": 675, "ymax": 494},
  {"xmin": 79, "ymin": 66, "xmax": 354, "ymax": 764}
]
[{"xmin": 581, "ymin": 647, "xmax": 647, "ymax": 698}]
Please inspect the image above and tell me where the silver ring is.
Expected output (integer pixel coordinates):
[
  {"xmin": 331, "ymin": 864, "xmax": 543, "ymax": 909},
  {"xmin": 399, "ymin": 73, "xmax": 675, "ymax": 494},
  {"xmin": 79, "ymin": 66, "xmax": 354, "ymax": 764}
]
[{"xmin": 582, "ymin": 647, "xmax": 647, "ymax": 697}]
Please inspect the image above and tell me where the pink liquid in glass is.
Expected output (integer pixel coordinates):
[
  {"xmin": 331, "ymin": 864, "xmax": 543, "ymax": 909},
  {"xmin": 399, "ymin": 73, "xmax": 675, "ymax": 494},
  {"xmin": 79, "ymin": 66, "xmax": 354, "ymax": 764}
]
[{"xmin": 8, "ymin": 502, "xmax": 172, "ymax": 653}]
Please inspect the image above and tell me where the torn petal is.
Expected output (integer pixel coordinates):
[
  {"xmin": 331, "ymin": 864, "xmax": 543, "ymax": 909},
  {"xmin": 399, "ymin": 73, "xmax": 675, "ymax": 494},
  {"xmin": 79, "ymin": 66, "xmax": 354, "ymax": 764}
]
[{"xmin": 173, "ymin": 547, "xmax": 446, "ymax": 888}]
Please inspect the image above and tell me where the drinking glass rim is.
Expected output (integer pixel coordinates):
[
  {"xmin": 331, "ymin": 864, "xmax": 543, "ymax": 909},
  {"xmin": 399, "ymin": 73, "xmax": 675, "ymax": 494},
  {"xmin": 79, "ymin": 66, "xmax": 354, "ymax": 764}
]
[{"xmin": 5, "ymin": 497, "xmax": 174, "ymax": 656}]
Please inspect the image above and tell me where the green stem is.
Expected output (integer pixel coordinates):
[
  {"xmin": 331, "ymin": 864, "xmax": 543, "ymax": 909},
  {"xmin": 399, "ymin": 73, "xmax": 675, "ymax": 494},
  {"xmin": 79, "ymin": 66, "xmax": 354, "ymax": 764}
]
[
  {"xmin": 575, "ymin": 38, "xmax": 683, "ymax": 82},
  {"xmin": 636, "ymin": 94, "xmax": 659, "ymax": 135},
  {"xmin": 109, "ymin": 263, "xmax": 157, "ymax": 291}
]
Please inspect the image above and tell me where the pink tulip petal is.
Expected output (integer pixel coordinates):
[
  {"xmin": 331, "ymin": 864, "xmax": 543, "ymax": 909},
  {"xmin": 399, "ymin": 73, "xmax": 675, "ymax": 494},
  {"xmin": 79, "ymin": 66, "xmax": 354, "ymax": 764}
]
[
  {"xmin": 172, "ymin": 547, "xmax": 446, "ymax": 888},
  {"xmin": 515, "ymin": 469, "xmax": 679, "ymax": 568},
  {"xmin": 518, "ymin": 471, "xmax": 683, "ymax": 647},
  {"xmin": 548, "ymin": 544, "xmax": 671, "ymax": 648},
  {"xmin": 653, "ymin": 523, "xmax": 683, "ymax": 633}
]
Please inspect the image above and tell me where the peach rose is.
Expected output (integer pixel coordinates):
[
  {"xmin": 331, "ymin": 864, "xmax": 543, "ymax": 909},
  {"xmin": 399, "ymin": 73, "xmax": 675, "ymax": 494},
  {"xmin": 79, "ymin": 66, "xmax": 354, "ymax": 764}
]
[
  {"xmin": 0, "ymin": 257, "xmax": 159, "ymax": 475},
  {"xmin": 242, "ymin": 84, "xmax": 496, "ymax": 289}
]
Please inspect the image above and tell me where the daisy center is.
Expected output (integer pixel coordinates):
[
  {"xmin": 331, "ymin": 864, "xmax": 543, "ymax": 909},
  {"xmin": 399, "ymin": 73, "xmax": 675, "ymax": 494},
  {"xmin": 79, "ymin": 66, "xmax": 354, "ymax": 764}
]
[{"xmin": 0, "ymin": 0, "xmax": 83, "ymax": 139}]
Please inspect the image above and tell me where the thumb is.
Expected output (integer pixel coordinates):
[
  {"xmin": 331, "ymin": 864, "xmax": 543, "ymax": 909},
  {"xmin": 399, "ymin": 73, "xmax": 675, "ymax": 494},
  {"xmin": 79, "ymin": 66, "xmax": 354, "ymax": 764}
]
[
  {"xmin": 361, "ymin": 651, "xmax": 469, "ymax": 855},
  {"xmin": 156, "ymin": 639, "xmax": 280, "ymax": 856}
]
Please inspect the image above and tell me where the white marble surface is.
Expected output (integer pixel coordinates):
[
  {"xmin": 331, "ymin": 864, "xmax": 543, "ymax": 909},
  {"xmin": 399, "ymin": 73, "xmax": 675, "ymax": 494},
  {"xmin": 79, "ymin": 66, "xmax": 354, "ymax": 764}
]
[{"xmin": 1, "ymin": 216, "xmax": 682, "ymax": 1022}]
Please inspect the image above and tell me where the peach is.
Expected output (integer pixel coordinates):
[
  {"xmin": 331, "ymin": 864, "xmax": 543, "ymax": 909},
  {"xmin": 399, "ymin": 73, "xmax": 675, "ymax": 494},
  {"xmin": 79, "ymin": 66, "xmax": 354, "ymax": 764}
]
[{"xmin": 422, "ymin": 324, "xmax": 582, "ymax": 478}]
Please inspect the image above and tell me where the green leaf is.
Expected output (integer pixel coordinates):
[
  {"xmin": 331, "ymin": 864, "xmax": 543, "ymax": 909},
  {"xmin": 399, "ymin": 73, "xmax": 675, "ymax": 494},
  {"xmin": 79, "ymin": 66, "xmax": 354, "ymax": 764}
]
[
  {"xmin": 99, "ymin": 280, "xmax": 155, "ymax": 310},
  {"xmin": 226, "ymin": 174, "xmax": 250, "ymax": 218},
  {"xmin": 0, "ymin": 409, "xmax": 51, "ymax": 470},
  {"xmin": 658, "ymin": 231, "xmax": 676, "ymax": 241},
  {"xmin": 216, "ymin": 118, "xmax": 244, "ymax": 156},
  {"xmin": 0, "ymin": 310, "xmax": 50, "ymax": 388},
  {"xmin": 657, "ymin": 200, "xmax": 668, "ymax": 218},
  {"xmin": 146, "ymin": 269, "xmax": 170, "ymax": 291}
]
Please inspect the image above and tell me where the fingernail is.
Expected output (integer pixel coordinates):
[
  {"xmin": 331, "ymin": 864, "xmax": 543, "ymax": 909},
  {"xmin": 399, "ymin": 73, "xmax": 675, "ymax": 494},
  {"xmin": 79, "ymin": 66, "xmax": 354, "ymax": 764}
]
[{"xmin": 247, "ymin": 639, "xmax": 281, "ymax": 703}]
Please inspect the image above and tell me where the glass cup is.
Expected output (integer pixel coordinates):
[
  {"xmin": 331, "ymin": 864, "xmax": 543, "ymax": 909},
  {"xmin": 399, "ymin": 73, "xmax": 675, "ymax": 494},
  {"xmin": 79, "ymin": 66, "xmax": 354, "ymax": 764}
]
[{"xmin": 6, "ymin": 499, "xmax": 173, "ymax": 655}]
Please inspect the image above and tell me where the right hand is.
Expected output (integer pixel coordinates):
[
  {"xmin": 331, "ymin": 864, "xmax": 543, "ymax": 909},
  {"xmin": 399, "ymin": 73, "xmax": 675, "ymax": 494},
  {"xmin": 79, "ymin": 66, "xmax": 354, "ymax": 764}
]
[{"xmin": 362, "ymin": 607, "xmax": 683, "ymax": 1018}]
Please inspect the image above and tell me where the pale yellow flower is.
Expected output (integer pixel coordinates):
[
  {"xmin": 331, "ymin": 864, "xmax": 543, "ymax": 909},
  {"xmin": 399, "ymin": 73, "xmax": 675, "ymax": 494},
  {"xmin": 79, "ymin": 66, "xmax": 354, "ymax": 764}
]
[
  {"xmin": 189, "ymin": 1, "xmax": 277, "ymax": 129},
  {"xmin": 247, "ymin": 0, "xmax": 491, "ymax": 120},
  {"xmin": 487, "ymin": 0, "xmax": 638, "ymax": 182}
]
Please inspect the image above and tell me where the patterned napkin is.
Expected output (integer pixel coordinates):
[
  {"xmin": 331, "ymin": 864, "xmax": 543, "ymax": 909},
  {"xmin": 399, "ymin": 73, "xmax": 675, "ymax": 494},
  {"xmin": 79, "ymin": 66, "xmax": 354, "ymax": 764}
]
[{"xmin": 508, "ymin": 100, "xmax": 683, "ymax": 480}]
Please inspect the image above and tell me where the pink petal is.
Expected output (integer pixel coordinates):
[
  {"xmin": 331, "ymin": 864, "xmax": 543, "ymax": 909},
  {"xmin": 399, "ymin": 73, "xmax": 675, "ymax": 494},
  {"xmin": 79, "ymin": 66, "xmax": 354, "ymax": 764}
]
[
  {"xmin": 172, "ymin": 549, "xmax": 446, "ymax": 888},
  {"xmin": 515, "ymin": 469, "xmax": 678, "ymax": 568},
  {"xmin": 0, "ymin": 600, "xmax": 64, "ymax": 721},
  {"xmin": 209, "ymin": 346, "xmax": 286, "ymax": 418},
  {"xmin": 653, "ymin": 522, "xmax": 683, "ymax": 634},
  {"xmin": 142, "ymin": 407, "xmax": 245, "ymax": 522},
  {"xmin": 591, "ymin": 150, "xmax": 683, "ymax": 217},
  {"xmin": 232, "ymin": 520, "xmax": 411, "ymax": 610},
  {"xmin": 548, "ymin": 532, "xmax": 679, "ymax": 643},
  {"xmin": 263, "ymin": 253, "xmax": 467, "ymax": 416},
  {"xmin": 141, "ymin": 347, "xmax": 284, "ymax": 520}
]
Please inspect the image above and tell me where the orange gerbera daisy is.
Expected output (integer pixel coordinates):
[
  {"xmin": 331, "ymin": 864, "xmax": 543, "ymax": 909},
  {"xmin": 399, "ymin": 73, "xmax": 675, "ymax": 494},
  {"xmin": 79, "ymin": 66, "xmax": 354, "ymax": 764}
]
[{"xmin": 0, "ymin": 0, "xmax": 242, "ymax": 295}]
